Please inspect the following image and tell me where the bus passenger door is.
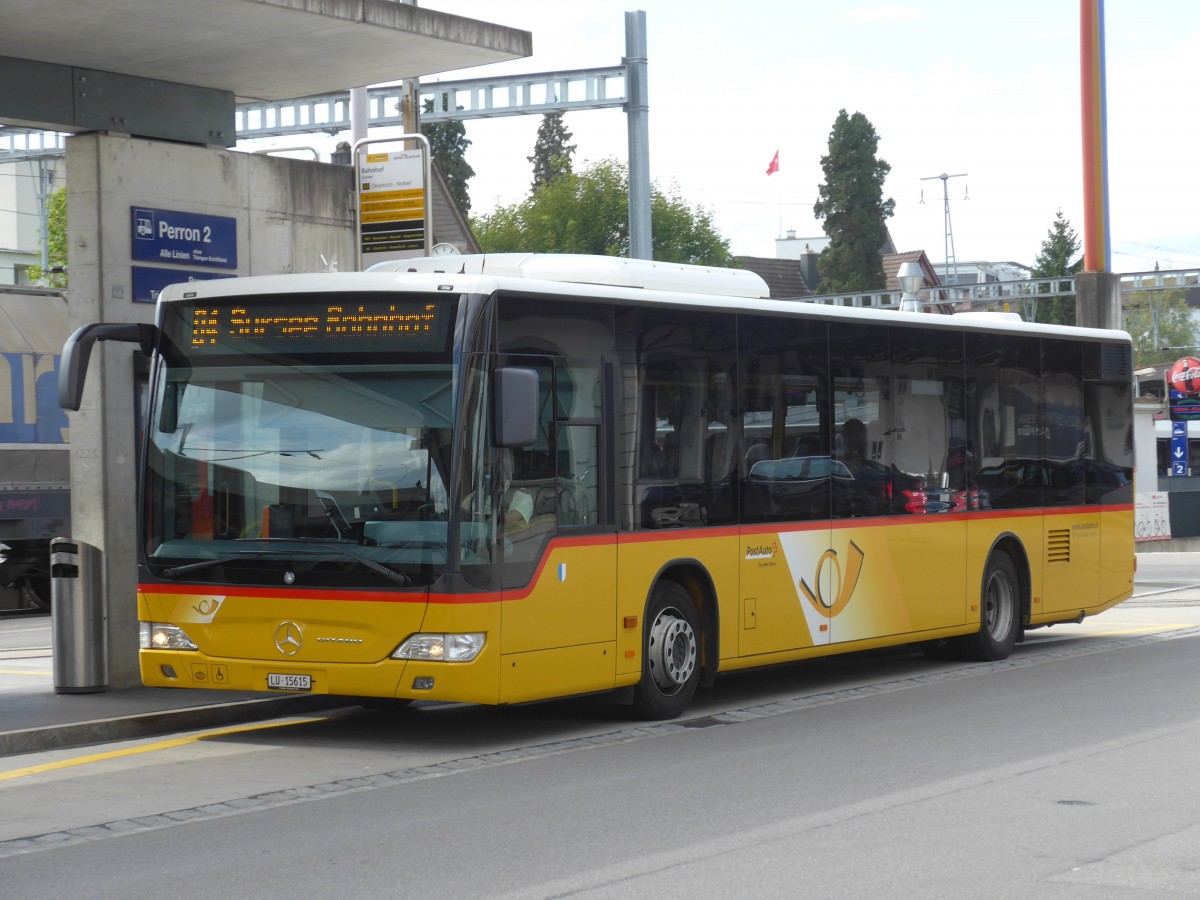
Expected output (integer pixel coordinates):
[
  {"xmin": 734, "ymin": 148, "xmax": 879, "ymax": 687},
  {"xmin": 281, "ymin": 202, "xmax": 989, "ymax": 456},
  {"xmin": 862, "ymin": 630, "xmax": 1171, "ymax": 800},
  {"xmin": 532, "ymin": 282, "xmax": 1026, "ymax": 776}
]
[
  {"xmin": 499, "ymin": 356, "xmax": 616, "ymax": 702},
  {"xmin": 826, "ymin": 325, "xmax": 968, "ymax": 646},
  {"xmin": 737, "ymin": 319, "xmax": 833, "ymax": 656}
]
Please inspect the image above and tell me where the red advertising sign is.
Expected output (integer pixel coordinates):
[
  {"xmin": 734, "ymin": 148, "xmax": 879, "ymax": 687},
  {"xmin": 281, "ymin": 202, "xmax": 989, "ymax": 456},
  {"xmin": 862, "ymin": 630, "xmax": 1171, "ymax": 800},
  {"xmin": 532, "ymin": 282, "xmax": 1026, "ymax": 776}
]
[{"xmin": 1168, "ymin": 357, "xmax": 1200, "ymax": 396}]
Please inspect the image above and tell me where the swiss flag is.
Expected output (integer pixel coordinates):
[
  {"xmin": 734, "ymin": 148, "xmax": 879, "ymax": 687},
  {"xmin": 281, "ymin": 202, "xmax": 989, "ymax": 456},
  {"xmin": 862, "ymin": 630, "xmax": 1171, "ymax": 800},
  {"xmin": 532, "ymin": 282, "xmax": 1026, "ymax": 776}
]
[{"xmin": 766, "ymin": 150, "xmax": 780, "ymax": 176}]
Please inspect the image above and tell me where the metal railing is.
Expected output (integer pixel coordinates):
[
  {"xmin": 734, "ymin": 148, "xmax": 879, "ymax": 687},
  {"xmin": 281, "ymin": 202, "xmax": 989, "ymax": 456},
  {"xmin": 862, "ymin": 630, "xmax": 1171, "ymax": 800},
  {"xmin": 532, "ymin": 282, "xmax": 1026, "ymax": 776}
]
[
  {"xmin": 800, "ymin": 269, "xmax": 1200, "ymax": 314},
  {"xmin": 800, "ymin": 275, "xmax": 1080, "ymax": 312},
  {"xmin": 0, "ymin": 129, "xmax": 67, "ymax": 161}
]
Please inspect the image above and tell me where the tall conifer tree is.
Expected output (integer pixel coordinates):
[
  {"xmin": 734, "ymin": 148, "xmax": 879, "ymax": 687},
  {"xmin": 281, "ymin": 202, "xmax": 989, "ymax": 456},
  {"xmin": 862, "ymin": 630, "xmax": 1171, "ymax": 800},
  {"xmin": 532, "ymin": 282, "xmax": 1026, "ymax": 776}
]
[
  {"xmin": 528, "ymin": 112, "xmax": 576, "ymax": 191},
  {"xmin": 422, "ymin": 98, "xmax": 475, "ymax": 215},
  {"xmin": 812, "ymin": 110, "xmax": 894, "ymax": 293}
]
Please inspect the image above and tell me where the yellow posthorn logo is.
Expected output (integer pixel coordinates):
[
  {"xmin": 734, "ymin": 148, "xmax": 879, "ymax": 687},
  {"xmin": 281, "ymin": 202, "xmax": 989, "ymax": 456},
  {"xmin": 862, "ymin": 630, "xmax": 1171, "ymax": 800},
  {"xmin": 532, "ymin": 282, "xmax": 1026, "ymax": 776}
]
[
  {"xmin": 799, "ymin": 541, "xmax": 865, "ymax": 618},
  {"xmin": 193, "ymin": 598, "xmax": 220, "ymax": 616}
]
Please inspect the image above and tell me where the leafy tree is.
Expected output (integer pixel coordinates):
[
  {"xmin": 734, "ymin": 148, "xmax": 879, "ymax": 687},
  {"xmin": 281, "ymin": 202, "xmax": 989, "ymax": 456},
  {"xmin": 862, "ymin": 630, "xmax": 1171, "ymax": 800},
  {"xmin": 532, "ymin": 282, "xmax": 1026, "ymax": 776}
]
[
  {"xmin": 812, "ymin": 110, "xmax": 894, "ymax": 293},
  {"xmin": 1122, "ymin": 284, "xmax": 1197, "ymax": 370},
  {"xmin": 421, "ymin": 98, "xmax": 474, "ymax": 215},
  {"xmin": 27, "ymin": 186, "xmax": 67, "ymax": 288},
  {"xmin": 1029, "ymin": 210, "xmax": 1083, "ymax": 325},
  {"xmin": 472, "ymin": 158, "xmax": 732, "ymax": 266},
  {"xmin": 528, "ymin": 112, "xmax": 576, "ymax": 191}
]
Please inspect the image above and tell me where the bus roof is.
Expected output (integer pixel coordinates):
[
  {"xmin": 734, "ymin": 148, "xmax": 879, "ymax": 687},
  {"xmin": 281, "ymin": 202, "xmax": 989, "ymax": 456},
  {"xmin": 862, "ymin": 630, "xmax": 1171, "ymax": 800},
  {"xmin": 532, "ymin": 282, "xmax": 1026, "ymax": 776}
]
[
  {"xmin": 157, "ymin": 254, "xmax": 1131, "ymax": 345},
  {"xmin": 369, "ymin": 253, "xmax": 772, "ymax": 299}
]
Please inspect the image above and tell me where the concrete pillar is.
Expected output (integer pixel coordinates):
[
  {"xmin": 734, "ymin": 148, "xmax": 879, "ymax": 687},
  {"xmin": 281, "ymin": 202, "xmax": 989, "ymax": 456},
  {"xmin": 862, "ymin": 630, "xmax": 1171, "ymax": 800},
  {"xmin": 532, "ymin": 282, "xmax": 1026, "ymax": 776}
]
[
  {"xmin": 1075, "ymin": 270, "xmax": 1122, "ymax": 331},
  {"xmin": 64, "ymin": 133, "xmax": 355, "ymax": 689},
  {"xmin": 65, "ymin": 135, "xmax": 147, "ymax": 689}
]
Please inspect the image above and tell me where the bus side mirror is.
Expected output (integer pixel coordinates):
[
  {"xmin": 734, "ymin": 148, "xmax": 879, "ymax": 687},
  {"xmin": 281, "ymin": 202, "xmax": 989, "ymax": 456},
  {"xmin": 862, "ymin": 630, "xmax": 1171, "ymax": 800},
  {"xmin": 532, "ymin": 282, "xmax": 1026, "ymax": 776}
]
[
  {"xmin": 494, "ymin": 367, "xmax": 538, "ymax": 448},
  {"xmin": 58, "ymin": 323, "xmax": 159, "ymax": 411}
]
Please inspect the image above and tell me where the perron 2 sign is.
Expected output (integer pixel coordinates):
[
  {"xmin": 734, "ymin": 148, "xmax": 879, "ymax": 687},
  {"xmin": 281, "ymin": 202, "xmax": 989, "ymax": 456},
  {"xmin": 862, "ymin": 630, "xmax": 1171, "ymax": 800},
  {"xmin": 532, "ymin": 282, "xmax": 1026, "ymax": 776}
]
[{"xmin": 131, "ymin": 207, "xmax": 237, "ymax": 270}]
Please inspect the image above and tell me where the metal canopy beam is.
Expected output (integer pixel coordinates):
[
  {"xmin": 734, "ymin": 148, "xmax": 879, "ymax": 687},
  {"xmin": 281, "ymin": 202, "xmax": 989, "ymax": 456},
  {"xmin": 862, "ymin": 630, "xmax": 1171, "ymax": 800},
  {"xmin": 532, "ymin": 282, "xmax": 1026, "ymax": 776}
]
[
  {"xmin": 236, "ymin": 67, "xmax": 628, "ymax": 139},
  {"xmin": 0, "ymin": 57, "xmax": 235, "ymax": 146}
]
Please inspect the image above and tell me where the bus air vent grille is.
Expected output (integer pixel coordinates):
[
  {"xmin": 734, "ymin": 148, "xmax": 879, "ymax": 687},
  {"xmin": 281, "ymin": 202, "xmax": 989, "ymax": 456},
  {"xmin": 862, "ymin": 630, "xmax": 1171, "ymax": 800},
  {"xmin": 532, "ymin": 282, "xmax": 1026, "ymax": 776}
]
[{"xmin": 1047, "ymin": 529, "xmax": 1071, "ymax": 564}]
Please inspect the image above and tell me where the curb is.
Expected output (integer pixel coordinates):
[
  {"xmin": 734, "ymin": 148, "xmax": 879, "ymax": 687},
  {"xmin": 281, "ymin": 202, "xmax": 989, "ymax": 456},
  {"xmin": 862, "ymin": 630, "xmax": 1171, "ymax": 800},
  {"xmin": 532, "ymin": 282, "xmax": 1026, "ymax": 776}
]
[{"xmin": 0, "ymin": 695, "xmax": 349, "ymax": 758}]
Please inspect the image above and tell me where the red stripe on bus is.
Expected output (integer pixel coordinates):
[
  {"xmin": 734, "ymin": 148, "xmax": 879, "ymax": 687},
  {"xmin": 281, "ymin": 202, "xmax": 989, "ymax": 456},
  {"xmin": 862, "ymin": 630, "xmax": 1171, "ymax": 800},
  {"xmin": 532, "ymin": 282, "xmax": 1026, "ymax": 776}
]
[{"xmin": 139, "ymin": 504, "xmax": 1132, "ymax": 606}]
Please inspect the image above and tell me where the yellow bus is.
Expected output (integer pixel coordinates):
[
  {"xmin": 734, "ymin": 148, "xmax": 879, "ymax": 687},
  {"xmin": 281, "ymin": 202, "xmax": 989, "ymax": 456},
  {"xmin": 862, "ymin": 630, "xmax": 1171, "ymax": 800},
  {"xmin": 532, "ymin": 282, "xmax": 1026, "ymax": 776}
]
[{"xmin": 60, "ymin": 254, "xmax": 1134, "ymax": 719}]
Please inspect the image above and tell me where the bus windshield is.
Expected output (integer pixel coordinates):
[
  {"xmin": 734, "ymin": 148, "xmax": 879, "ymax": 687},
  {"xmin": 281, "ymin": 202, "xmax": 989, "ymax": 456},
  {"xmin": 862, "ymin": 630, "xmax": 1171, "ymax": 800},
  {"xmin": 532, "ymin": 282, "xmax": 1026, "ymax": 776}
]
[{"xmin": 144, "ymin": 360, "xmax": 455, "ymax": 587}]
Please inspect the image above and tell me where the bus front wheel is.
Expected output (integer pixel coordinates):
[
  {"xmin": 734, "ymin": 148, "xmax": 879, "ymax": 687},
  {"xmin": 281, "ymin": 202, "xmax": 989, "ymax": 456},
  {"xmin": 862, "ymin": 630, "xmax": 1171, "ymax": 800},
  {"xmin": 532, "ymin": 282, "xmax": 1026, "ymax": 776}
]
[
  {"xmin": 962, "ymin": 552, "xmax": 1021, "ymax": 661},
  {"xmin": 628, "ymin": 581, "xmax": 701, "ymax": 720}
]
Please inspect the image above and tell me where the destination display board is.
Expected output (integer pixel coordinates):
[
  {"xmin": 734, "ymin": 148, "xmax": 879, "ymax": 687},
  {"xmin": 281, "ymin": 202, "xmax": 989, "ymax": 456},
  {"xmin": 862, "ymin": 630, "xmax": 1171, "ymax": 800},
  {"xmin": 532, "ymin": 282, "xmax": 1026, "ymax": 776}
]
[{"xmin": 173, "ymin": 294, "xmax": 454, "ymax": 356}]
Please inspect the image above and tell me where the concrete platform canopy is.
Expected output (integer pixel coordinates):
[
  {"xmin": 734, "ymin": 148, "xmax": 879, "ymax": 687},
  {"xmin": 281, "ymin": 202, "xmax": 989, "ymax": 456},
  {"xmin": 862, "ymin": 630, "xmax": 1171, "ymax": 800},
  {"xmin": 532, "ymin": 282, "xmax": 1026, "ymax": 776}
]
[{"xmin": 1, "ymin": 0, "xmax": 532, "ymax": 144}]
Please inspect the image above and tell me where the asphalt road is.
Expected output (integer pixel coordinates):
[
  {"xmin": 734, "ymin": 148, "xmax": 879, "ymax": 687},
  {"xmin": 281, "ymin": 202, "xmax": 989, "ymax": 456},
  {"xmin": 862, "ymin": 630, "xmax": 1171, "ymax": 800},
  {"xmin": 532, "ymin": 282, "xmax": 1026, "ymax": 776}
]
[{"xmin": 1, "ymin": 555, "xmax": 1199, "ymax": 897}]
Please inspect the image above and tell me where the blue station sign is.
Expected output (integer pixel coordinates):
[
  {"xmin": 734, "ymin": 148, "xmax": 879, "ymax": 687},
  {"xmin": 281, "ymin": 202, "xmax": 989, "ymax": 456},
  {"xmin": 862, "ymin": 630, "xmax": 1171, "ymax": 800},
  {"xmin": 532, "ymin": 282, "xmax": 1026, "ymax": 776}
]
[
  {"xmin": 131, "ymin": 266, "xmax": 235, "ymax": 305},
  {"xmin": 131, "ymin": 206, "xmax": 237, "ymax": 270},
  {"xmin": 1171, "ymin": 420, "xmax": 1189, "ymax": 476}
]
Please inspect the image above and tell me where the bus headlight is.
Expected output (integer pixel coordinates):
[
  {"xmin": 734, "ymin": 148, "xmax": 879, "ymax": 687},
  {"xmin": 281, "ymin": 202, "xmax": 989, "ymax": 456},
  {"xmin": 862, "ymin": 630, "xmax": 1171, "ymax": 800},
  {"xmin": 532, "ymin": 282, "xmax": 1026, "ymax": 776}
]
[
  {"xmin": 140, "ymin": 622, "xmax": 199, "ymax": 651},
  {"xmin": 391, "ymin": 633, "xmax": 485, "ymax": 662}
]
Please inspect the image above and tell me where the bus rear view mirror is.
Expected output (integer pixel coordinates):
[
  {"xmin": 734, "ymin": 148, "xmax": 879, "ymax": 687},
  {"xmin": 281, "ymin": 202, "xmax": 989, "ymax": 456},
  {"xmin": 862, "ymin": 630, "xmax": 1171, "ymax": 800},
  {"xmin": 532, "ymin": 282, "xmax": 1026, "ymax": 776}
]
[
  {"xmin": 494, "ymin": 367, "xmax": 538, "ymax": 448},
  {"xmin": 58, "ymin": 323, "xmax": 159, "ymax": 411}
]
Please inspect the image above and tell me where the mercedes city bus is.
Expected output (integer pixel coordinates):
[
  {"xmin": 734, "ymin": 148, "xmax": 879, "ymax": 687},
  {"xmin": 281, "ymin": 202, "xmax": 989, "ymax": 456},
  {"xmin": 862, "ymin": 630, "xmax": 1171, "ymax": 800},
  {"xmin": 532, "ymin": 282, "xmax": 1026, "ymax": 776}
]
[{"xmin": 59, "ymin": 254, "xmax": 1134, "ymax": 718}]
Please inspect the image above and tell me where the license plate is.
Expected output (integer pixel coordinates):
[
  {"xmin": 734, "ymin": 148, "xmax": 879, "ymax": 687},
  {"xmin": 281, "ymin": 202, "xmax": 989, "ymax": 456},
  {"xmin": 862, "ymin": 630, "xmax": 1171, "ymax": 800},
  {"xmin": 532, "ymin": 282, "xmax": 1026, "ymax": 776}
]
[{"xmin": 267, "ymin": 673, "xmax": 312, "ymax": 692}]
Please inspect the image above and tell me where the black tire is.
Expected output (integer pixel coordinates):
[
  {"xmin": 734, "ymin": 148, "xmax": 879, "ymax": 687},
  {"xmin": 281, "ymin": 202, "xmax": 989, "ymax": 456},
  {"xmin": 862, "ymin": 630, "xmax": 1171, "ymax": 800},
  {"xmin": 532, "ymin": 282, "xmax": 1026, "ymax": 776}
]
[
  {"xmin": 628, "ymin": 581, "xmax": 701, "ymax": 720},
  {"xmin": 960, "ymin": 552, "xmax": 1021, "ymax": 661}
]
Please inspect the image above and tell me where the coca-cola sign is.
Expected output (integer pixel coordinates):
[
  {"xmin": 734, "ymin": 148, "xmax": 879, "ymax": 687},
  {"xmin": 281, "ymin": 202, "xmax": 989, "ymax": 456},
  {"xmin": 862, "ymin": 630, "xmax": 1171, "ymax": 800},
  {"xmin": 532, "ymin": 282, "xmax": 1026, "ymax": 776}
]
[{"xmin": 1168, "ymin": 357, "xmax": 1200, "ymax": 396}]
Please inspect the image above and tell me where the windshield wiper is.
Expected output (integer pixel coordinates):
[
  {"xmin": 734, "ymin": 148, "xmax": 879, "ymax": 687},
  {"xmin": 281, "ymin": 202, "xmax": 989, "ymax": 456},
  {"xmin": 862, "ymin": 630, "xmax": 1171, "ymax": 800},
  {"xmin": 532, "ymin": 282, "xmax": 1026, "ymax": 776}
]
[
  {"xmin": 160, "ymin": 550, "xmax": 274, "ymax": 579},
  {"xmin": 235, "ymin": 537, "xmax": 412, "ymax": 586},
  {"xmin": 159, "ymin": 539, "xmax": 411, "ymax": 586}
]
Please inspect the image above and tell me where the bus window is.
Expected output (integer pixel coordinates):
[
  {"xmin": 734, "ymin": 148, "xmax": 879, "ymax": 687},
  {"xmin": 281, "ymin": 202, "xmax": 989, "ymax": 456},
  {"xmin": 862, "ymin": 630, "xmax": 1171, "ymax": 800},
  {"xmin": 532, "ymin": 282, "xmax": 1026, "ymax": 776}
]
[
  {"xmin": 738, "ymin": 315, "xmax": 830, "ymax": 523},
  {"xmin": 557, "ymin": 424, "xmax": 597, "ymax": 526},
  {"xmin": 623, "ymin": 307, "xmax": 737, "ymax": 529},
  {"xmin": 890, "ymin": 327, "xmax": 970, "ymax": 514},
  {"xmin": 554, "ymin": 357, "xmax": 602, "ymax": 528},
  {"xmin": 968, "ymin": 332, "xmax": 1043, "ymax": 509},
  {"xmin": 502, "ymin": 358, "xmax": 557, "ymax": 587},
  {"xmin": 1042, "ymin": 339, "xmax": 1086, "ymax": 507},
  {"xmin": 1084, "ymin": 341, "xmax": 1134, "ymax": 502},
  {"xmin": 830, "ymin": 322, "xmax": 891, "ymax": 517}
]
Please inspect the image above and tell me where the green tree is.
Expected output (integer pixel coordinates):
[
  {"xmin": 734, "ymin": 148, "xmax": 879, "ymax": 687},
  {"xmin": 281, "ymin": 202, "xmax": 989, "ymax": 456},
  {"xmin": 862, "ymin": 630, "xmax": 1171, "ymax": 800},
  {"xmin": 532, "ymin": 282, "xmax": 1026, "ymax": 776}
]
[
  {"xmin": 27, "ymin": 186, "xmax": 67, "ymax": 288},
  {"xmin": 421, "ymin": 98, "xmax": 474, "ymax": 215},
  {"xmin": 1029, "ymin": 209, "xmax": 1083, "ymax": 325},
  {"xmin": 812, "ymin": 110, "xmax": 894, "ymax": 293},
  {"xmin": 528, "ymin": 112, "xmax": 576, "ymax": 191},
  {"xmin": 1122, "ymin": 284, "xmax": 1197, "ymax": 370},
  {"xmin": 472, "ymin": 158, "xmax": 732, "ymax": 266}
]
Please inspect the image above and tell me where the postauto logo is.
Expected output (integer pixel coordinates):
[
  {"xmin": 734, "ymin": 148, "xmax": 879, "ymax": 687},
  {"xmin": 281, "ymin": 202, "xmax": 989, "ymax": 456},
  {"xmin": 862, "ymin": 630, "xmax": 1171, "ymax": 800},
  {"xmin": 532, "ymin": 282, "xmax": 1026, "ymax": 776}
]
[{"xmin": 744, "ymin": 541, "xmax": 779, "ymax": 561}]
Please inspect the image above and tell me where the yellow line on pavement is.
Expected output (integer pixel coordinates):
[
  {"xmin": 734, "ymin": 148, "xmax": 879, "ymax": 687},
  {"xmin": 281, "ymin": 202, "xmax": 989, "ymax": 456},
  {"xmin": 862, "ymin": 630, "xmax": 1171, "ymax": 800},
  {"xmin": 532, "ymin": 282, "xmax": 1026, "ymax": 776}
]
[
  {"xmin": 0, "ymin": 716, "xmax": 327, "ymax": 783},
  {"xmin": 1090, "ymin": 624, "xmax": 1192, "ymax": 637}
]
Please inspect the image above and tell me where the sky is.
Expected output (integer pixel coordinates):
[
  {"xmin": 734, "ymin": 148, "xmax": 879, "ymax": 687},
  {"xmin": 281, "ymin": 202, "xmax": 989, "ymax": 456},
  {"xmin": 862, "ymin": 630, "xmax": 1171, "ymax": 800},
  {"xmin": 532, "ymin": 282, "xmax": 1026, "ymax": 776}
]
[{"xmin": 265, "ymin": 1, "xmax": 1200, "ymax": 274}]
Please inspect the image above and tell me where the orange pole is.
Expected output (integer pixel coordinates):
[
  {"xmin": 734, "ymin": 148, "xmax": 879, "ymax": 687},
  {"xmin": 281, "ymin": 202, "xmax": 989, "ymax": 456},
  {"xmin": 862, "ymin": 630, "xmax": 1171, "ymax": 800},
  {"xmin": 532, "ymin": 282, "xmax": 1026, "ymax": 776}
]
[{"xmin": 1080, "ymin": 0, "xmax": 1110, "ymax": 272}]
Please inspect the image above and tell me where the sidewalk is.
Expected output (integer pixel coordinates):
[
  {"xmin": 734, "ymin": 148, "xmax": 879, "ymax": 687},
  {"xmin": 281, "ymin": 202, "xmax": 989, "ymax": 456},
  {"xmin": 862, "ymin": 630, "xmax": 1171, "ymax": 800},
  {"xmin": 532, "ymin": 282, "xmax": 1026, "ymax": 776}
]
[{"xmin": 0, "ymin": 615, "xmax": 346, "ymax": 757}]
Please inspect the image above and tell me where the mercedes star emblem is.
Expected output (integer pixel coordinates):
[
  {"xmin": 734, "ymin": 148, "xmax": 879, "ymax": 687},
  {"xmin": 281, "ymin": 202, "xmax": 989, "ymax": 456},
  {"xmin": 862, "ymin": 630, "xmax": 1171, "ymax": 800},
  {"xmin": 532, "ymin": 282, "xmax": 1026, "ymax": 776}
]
[{"xmin": 274, "ymin": 621, "xmax": 303, "ymax": 655}]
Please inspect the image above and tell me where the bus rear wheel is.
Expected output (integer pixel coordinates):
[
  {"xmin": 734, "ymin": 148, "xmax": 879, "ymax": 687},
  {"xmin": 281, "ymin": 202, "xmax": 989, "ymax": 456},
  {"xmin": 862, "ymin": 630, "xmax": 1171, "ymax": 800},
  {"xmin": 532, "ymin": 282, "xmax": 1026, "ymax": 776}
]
[
  {"xmin": 628, "ymin": 581, "xmax": 701, "ymax": 720},
  {"xmin": 961, "ymin": 552, "xmax": 1021, "ymax": 661}
]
